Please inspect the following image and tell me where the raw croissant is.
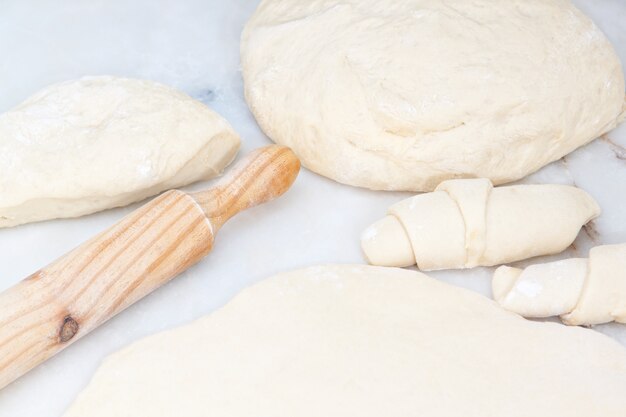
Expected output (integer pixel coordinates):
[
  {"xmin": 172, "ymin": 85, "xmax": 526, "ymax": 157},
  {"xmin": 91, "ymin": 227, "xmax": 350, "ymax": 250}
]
[
  {"xmin": 361, "ymin": 179, "xmax": 600, "ymax": 271},
  {"xmin": 493, "ymin": 244, "xmax": 626, "ymax": 326}
]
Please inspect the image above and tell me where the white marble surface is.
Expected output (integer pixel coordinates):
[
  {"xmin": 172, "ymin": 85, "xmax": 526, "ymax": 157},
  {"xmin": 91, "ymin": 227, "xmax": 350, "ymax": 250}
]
[{"xmin": 0, "ymin": 1, "xmax": 625, "ymax": 415}]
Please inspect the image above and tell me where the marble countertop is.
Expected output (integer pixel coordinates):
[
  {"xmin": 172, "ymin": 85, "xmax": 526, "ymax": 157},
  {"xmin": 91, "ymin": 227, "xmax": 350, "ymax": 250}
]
[{"xmin": 0, "ymin": 1, "xmax": 625, "ymax": 415}]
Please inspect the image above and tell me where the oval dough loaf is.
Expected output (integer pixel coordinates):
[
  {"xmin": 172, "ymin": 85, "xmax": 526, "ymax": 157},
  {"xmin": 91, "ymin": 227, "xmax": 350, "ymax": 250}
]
[
  {"xmin": 64, "ymin": 265, "xmax": 626, "ymax": 416},
  {"xmin": 0, "ymin": 76, "xmax": 240, "ymax": 228},
  {"xmin": 493, "ymin": 243, "xmax": 626, "ymax": 326},
  {"xmin": 361, "ymin": 179, "xmax": 600, "ymax": 270},
  {"xmin": 241, "ymin": 0, "xmax": 625, "ymax": 191}
]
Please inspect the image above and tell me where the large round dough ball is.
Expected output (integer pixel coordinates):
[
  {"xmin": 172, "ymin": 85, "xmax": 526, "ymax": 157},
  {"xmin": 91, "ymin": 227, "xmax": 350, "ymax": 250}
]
[{"xmin": 241, "ymin": 0, "xmax": 625, "ymax": 191}]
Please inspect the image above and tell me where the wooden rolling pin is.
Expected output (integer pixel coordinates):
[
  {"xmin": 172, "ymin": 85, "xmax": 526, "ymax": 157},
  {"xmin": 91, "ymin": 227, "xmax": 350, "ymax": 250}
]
[{"xmin": 0, "ymin": 145, "xmax": 300, "ymax": 390}]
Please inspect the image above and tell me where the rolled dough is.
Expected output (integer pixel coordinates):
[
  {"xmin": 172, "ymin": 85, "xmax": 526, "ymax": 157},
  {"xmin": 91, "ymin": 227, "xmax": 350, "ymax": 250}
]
[
  {"xmin": 494, "ymin": 243, "xmax": 626, "ymax": 325},
  {"xmin": 362, "ymin": 179, "xmax": 600, "ymax": 270},
  {"xmin": 64, "ymin": 265, "xmax": 626, "ymax": 416},
  {"xmin": 241, "ymin": 0, "xmax": 625, "ymax": 191},
  {"xmin": 0, "ymin": 76, "xmax": 240, "ymax": 228}
]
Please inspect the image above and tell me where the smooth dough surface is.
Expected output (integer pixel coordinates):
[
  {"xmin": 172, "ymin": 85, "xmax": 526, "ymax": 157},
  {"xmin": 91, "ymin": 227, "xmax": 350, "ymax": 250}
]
[
  {"xmin": 241, "ymin": 0, "xmax": 625, "ymax": 191},
  {"xmin": 0, "ymin": 76, "xmax": 240, "ymax": 227},
  {"xmin": 65, "ymin": 265, "xmax": 626, "ymax": 416},
  {"xmin": 362, "ymin": 179, "xmax": 600, "ymax": 270}
]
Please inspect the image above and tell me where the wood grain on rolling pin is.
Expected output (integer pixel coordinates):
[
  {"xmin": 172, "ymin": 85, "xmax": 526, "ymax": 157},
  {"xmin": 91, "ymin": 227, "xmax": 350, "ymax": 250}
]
[{"xmin": 0, "ymin": 145, "xmax": 300, "ymax": 389}]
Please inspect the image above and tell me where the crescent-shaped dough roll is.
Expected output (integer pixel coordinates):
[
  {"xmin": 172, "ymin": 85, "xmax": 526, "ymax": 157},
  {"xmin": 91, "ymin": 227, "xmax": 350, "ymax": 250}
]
[
  {"xmin": 361, "ymin": 179, "xmax": 600, "ymax": 270},
  {"xmin": 493, "ymin": 244, "xmax": 626, "ymax": 326}
]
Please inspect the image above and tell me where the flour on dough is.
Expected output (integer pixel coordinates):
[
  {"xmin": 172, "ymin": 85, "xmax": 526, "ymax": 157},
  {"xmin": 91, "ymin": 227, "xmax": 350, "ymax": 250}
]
[
  {"xmin": 64, "ymin": 265, "xmax": 626, "ymax": 417},
  {"xmin": 242, "ymin": 0, "xmax": 625, "ymax": 191},
  {"xmin": 0, "ymin": 76, "xmax": 240, "ymax": 227},
  {"xmin": 494, "ymin": 243, "xmax": 626, "ymax": 325}
]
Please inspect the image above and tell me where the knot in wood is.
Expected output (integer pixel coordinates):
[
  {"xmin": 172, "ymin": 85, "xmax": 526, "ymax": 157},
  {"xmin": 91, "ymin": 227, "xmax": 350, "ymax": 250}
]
[{"xmin": 59, "ymin": 316, "xmax": 79, "ymax": 343}]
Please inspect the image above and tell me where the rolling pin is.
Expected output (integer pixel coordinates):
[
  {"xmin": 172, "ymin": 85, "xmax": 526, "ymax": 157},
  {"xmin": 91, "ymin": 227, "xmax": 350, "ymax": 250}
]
[{"xmin": 0, "ymin": 145, "xmax": 300, "ymax": 390}]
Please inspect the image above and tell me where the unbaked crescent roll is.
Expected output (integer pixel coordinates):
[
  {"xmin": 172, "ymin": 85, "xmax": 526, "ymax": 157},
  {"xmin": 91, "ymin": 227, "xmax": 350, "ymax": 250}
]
[
  {"xmin": 493, "ymin": 244, "xmax": 626, "ymax": 326},
  {"xmin": 361, "ymin": 179, "xmax": 600, "ymax": 270}
]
